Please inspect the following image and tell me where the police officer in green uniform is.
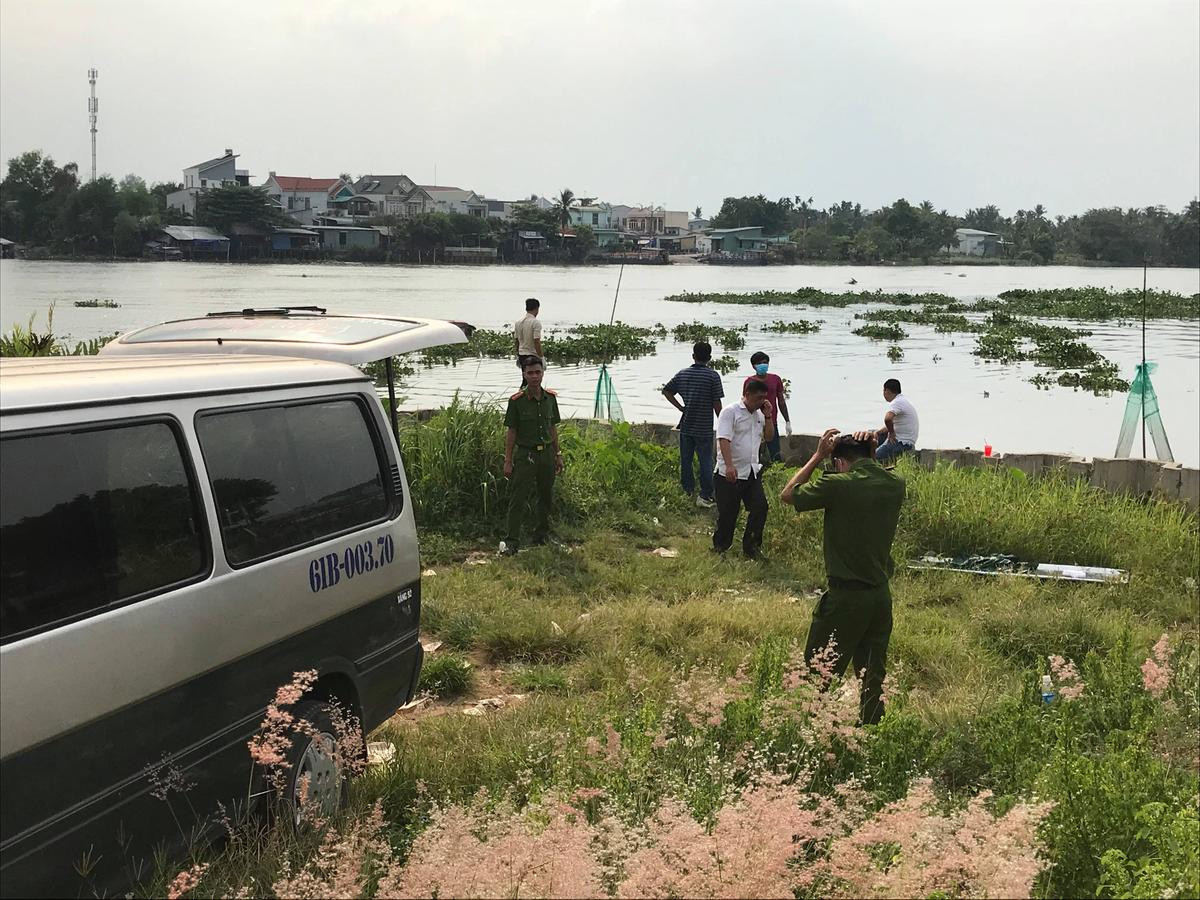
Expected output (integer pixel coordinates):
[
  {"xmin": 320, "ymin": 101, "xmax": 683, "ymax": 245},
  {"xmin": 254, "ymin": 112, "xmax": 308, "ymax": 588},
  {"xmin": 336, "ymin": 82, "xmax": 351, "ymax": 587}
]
[
  {"xmin": 780, "ymin": 428, "xmax": 906, "ymax": 724},
  {"xmin": 501, "ymin": 357, "xmax": 563, "ymax": 555}
]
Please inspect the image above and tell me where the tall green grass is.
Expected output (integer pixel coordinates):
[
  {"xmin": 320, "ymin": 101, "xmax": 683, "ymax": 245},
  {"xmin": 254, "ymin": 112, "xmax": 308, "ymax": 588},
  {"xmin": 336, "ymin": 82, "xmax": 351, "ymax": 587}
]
[
  {"xmin": 132, "ymin": 409, "xmax": 1199, "ymax": 899},
  {"xmin": 894, "ymin": 460, "xmax": 1198, "ymax": 578},
  {"xmin": 398, "ymin": 401, "xmax": 686, "ymax": 543}
]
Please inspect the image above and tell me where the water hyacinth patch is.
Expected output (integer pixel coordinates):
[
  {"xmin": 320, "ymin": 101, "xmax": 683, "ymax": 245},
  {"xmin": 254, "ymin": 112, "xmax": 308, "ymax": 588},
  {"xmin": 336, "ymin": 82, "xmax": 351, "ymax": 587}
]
[
  {"xmin": 851, "ymin": 322, "xmax": 908, "ymax": 341},
  {"xmin": 417, "ymin": 322, "xmax": 661, "ymax": 367},
  {"xmin": 993, "ymin": 287, "xmax": 1200, "ymax": 321},
  {"xmin": 663, "ymin": 288, "xmax": 959, "ymax": 308},
  {"xmin": 709, "ymin": 354, "xmax": 740, "ymax": 374},
  {"xmin": 670, "ymin": 321, "xmax": 748, "ymax": 350},
  {"xmin": 762, "ymin": 318, "xmax": 822, "ymax": 334}
]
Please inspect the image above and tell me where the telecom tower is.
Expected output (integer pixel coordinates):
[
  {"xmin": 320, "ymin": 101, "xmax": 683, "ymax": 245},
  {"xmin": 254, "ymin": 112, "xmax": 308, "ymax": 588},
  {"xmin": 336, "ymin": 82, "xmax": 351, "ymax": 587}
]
[{"xmin": 87, "ymin": 68, "xmax": 98, "ymax": 181}]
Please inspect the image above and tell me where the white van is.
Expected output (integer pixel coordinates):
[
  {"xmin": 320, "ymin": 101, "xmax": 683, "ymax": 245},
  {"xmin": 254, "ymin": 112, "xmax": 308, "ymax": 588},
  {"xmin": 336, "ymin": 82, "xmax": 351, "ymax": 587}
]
[{"xmin": 0, "ymin": 310, "xmax": 470, "ymax": 897}]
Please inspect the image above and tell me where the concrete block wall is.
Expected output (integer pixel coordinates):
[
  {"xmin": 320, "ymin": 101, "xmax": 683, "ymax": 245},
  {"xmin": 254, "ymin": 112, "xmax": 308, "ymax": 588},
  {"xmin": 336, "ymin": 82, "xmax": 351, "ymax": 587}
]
[{"xmin": 783, "ymin": 433, "xmax": 1196, "ymax": 511}]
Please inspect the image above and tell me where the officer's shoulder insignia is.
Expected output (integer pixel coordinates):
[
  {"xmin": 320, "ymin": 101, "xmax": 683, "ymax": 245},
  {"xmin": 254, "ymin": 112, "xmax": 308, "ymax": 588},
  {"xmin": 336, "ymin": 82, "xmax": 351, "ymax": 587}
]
[
  {"xmin": 509, "ymin": 389, "xmax": 526, "ymax": 400},
  {"xmin": 544, "ymin": 388, "xmax": 558, "ymax": 396}
]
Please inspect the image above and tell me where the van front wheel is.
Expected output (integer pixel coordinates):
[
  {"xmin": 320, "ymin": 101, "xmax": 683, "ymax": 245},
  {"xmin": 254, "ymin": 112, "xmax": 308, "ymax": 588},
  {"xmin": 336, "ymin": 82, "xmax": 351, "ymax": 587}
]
[{"xmin": 284, "ymin": 700, "xmax": 349, "ymax": 824}]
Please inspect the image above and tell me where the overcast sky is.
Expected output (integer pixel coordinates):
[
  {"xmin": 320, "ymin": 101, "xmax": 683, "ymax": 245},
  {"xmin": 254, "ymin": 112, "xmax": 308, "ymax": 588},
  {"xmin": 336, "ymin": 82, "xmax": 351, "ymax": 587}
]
[{"xmin": 1, "ymin": 0, "xmax": 1197, "ymax": 217}]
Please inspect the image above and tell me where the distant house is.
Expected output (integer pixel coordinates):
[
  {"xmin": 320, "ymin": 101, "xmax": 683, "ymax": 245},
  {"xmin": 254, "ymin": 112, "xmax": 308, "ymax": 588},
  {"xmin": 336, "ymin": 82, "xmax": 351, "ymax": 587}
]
[
  {"xmin": 261, "ymin": 174, "xmax": 346, "ymax": 225},
  {"xmin": 709, "ymin": 226, "xmax": 767, "ymax": 255},
  {"xmin": 167, "ymin": 149, "xmax": 251, "ymax": 216},
  {"xmin": 512, "ymin": 229, "xmax": 549, "ymax": 261},
  {"xmin": 159, "ymin": 225, "xmax": 231, "ymax": 259},
  {"xmin": 310, "ymin": 224, "xmax": 381, "ymax": 252},
  {"xmin": 484, "ymin": 198, "xmax": 513, "ymax": 220},
  {"xmin": 329, "ymin": 194, "xmax": 376, "ymax": 219},
  {"xmin": 271, "ymin": 227, "xmax": 319, "ymax": 252},
  {"xmin": 688, "ymin": 217, "xmax": 710, "ymax": 232},
  {"xmin": 421, "ymin": 186, "xmax": 487, "ymax": 218},
  {"xmin": 228, "ymin": 223, "xmax": 271, "ymax": 259},
  {"xmin": 664, "ymin": 210, "xmax": 689, "ymax": 236},
  {"xmin": 569, "ymin": 203, "xmax": 614, "ymax": 230},
  {"xmin": 350, "ymin": 174, "xmax": 418, "ymax": 217},
  {"xmin": 611, "ymin": 205, "xmax": 665, "ymax": 235},
  {"xmin": 568, "ymin": 203, "xmax": 621, "ymax": 247},
  {"xmin": 674, "ymin": 233, "xmax": 712, "ymax": 254},
  {"xmin": 952, "ymin": 228, "xmax": 1002, "ymax": 257}
]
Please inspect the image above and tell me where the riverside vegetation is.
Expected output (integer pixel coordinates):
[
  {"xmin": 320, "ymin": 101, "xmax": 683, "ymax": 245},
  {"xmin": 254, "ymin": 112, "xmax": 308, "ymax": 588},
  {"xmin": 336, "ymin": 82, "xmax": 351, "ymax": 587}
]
[
  {"xmin": 365, "ymin": 287, "xmax": 1196, "ymax": 402},
  {"xmin": 666, "ymin": 286, "xmax": 1200, "ymax": 396},
  {"xmin": 136, "ymin": 401, "xmax": 1199, "ymax": 899}
]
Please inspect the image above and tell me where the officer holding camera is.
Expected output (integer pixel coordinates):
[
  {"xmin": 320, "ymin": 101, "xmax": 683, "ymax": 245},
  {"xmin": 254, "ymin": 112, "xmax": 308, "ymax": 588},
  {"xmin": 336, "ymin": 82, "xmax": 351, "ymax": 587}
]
[{"xmin": 780, "ymin": 428, "xmax": 906, "ymax": 725}]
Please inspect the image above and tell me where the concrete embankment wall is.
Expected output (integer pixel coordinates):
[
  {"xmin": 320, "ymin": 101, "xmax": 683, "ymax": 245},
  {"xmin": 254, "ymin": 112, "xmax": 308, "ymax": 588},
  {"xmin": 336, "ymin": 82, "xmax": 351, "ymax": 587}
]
[{"xmin": 406, "ymin": 409, "xmax": 1199, "ymax": 511}]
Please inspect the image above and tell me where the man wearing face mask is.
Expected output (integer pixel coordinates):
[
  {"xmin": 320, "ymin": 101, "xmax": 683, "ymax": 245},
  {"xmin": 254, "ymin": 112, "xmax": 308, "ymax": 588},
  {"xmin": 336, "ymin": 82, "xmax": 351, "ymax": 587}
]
[
  {"xmin": 744, "ymin": 351, "xmax": 791, "ymax": 464},
  {"xmin": 780, "ymin": 428, "xmax": 906, "ymax": 725}
]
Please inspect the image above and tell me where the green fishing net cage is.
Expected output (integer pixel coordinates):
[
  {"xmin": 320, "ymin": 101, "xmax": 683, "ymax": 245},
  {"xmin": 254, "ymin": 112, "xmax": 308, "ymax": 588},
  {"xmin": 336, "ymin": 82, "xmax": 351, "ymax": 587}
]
[
  {"xmin": 593, "ymin": 364, "xmax": 624, "ymax": 422},
  {"xmin": 1115, "ymin": 362, "xmax": 1173, "ymax": 462}
]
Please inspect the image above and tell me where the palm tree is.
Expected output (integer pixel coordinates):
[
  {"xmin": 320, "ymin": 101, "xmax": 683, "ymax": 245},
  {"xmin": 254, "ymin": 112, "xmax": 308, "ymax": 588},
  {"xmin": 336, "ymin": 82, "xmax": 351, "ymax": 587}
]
[
  {"xmin": 556, "ymin": 188, "xmax": 575, "ymax": 234},
  {"xmin": 793, "ymin": 195, "xmax": 815, "ymax": 253},
  {"xmin": 693, "ymin": 206, "xmax": 702, "ymax": 220}
]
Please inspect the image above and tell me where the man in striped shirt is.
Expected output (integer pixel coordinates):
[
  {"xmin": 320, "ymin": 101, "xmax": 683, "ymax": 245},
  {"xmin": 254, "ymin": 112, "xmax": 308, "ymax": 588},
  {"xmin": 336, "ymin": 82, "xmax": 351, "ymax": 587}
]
[{"xmin": 663, "ymin": 341, "xmax": 724, "ymax": 508}]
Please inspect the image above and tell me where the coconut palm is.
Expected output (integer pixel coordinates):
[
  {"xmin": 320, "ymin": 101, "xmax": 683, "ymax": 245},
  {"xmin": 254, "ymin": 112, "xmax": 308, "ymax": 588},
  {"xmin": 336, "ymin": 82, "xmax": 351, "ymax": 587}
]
[{"xmin": 555, "ymin": 188, "xmax": 575, "ymax": 234}]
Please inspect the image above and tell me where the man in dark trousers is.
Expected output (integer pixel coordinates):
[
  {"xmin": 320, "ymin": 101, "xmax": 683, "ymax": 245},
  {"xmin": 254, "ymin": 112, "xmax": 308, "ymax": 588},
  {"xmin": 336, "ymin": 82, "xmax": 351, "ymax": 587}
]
[
  {"xmin": 780, "ymin": 428, "xmax": 906, "ymax": 724},
  {"xmin": 500, "ymin": 357, "xmax": 563, "ymax": 555},
  {"xmin": 713, "ymin": 379, "xmax": 773, "ymax": 558},
  {"xmin": 514, "ymin": 297, "xmax": 543, "ymax": 387},
  {"xmin": 662, "ymin": 341, "xmax": 724, "ymax": 508}
]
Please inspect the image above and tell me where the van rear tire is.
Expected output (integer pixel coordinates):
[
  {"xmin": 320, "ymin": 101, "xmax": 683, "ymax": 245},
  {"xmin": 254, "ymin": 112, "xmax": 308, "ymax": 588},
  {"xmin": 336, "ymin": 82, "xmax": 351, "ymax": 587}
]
[{"xmin": 283, "ymin": 700, "xmax": 350, "ymax": 824}]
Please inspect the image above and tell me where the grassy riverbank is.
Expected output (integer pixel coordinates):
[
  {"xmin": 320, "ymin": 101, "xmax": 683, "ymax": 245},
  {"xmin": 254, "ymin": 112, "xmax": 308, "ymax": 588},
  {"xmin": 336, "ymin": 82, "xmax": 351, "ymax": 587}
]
[{"xmin": 144, "ymin": 403, "xmax": 1198, "ymax": 899}]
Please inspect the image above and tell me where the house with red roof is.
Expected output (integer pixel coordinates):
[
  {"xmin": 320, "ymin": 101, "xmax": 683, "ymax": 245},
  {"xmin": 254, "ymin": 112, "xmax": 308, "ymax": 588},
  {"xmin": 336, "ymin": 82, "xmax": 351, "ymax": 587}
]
[{"xmin": 261, "ymin": 173, "xmax": 348, "ymax": 225}]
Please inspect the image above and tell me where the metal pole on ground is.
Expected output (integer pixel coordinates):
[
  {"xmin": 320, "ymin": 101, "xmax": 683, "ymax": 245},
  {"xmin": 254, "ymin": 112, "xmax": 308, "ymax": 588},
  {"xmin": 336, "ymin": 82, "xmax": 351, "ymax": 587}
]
[
  {"xmin": 1141, "ymin": 262, "xmax": 1147, "ymax": 458},
  {"xmin": 385, "ymin": 357, "xmax": 400, "ymax": 443}
]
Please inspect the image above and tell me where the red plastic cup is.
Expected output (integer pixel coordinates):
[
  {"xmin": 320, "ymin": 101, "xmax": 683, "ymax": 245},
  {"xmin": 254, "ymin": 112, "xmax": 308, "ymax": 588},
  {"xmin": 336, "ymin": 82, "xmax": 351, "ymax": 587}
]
[{"xmin": 984, "ymin": 443, "xmax": 993, "ymax": 457}]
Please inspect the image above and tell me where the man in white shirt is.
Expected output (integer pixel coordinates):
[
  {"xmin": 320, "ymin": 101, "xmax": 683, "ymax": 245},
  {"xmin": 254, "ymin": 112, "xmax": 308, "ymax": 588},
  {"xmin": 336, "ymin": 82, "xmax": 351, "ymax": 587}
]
[
  {"xmin": 514, "ymin": 297, "xmax": 543, "ymax": 386},
  {"xmin": 874, "ymin": 378, "xmax": 919, "ymax": 463},
  {"xmin": 713, "ymin": 379, "xmax": 774, "ymax": 558}
]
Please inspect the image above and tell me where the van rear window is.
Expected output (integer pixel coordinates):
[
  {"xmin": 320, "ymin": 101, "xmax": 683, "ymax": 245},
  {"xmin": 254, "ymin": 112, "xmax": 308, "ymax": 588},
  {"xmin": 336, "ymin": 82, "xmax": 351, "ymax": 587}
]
[
  {"xmin": 196, "ymin": 398, "xmax": 388, "ymax": 565},
  {"xmin": 0, "ymin": 421, "xmax": 207, "ymax": 641}
]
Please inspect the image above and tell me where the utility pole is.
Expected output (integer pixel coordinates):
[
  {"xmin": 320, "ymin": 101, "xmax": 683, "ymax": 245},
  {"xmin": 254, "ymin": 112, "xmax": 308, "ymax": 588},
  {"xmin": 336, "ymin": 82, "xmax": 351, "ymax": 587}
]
[{"xmin": 87, "ymin": 68, "xmax": 99, "ymax": 182}]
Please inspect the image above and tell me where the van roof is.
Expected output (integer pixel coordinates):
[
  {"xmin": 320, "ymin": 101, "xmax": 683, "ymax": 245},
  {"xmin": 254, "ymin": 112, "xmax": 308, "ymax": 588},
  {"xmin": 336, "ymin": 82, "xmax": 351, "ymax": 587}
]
[
  {"xmin": 0, "ymin": 354, "xmax": 367, "ymax": 417},
  {"xmin": 101, "ymin": 310, "xmax": 472, "ymax": 365}
]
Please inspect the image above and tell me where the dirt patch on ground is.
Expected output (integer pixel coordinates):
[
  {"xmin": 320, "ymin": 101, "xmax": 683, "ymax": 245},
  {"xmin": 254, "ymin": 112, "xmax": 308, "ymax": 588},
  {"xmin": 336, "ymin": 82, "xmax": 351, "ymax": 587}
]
[{"xmin": 383, "ymin": 648, "xmax": 514, "ymax": 727}]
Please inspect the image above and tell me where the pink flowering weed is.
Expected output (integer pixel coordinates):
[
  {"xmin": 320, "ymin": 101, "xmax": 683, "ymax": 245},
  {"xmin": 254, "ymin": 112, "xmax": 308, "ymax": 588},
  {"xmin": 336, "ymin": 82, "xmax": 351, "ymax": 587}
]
[
  {"xmin": 1141, "ymin": 632, "xmax": 1173, "ymax": 698},
  {"xmin": 165, "ymin": 862, "xmax": 208, "ymax": 900},
  {"xmin": 1049, "ymin": 654, "xmax": 1086, "ymax": 702}
]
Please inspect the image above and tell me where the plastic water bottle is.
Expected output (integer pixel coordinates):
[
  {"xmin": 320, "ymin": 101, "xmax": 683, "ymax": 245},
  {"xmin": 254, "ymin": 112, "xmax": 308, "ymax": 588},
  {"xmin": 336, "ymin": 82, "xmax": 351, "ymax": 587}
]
[{"xmin": 1041, "ymin": 674, "xmax": 1055, "ymax": 705}]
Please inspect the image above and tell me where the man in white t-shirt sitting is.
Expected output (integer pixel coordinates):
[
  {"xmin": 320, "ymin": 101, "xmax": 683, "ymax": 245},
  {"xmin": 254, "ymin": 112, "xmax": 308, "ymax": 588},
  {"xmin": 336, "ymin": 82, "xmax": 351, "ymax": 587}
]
[
  {"xmin": 713, "ymin": 379, "xmax": 774, "ymax": 559},
  {"xmin": 875, "ymin": 378, "xmax": 919, "ymax": 463}
]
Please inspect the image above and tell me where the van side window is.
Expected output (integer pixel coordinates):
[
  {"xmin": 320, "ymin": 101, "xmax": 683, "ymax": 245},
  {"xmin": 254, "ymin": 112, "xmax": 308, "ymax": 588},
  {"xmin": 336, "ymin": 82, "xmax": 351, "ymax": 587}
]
[
  {"xmin": 197, "ymin": 398, "xmax": 388, "ymax": 565},
  {"xmin": 0, "ymin": 422, "xmax": 207, "ymax": 641}
]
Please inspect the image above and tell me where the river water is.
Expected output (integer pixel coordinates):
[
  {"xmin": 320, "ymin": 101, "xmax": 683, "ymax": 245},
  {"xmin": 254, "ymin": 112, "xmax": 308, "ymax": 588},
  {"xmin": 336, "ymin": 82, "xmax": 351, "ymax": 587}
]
[{"xmin": 2, "ymin": 260, "xmax": 1198, "ymax": 465}]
